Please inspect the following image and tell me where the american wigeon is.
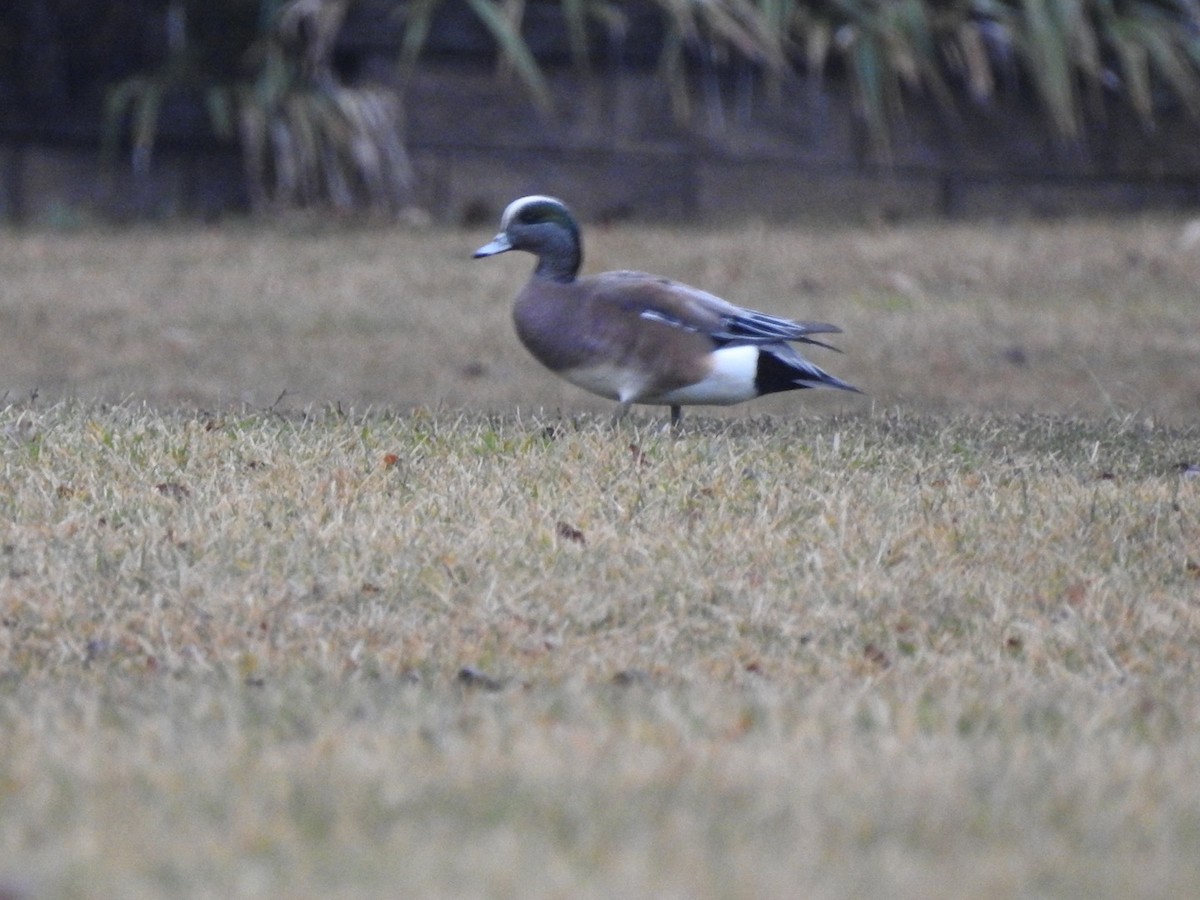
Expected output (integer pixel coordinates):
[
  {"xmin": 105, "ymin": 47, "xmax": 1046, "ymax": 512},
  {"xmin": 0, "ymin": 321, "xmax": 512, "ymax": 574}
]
[{"xmin": 475, "ymin": 195, "xmax": 860, "ymax": 425}]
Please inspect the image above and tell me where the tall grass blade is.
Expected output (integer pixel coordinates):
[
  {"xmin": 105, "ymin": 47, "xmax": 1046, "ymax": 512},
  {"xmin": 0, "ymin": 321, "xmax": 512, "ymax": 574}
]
[
  {"xmin": 852, "ymin": 31, "xmax": 892, "ymax": 157},
  {"xmin": 1019, "ymin": 0, "xmax": 1079, "ymax": 137},
  {"xmin": 397, "ymin": 0, "xmax": 442, "ymax": 82},
  {"xmin": 463, "ymin": 0, "xmax": 554, "ymax": 112},
  {"xmin": 561, "ymin": 0, "xmax": 592, "ymax": 73}
]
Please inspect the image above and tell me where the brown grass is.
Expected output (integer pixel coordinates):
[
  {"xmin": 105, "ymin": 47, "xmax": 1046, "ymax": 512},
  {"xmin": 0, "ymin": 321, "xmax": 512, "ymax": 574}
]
[
  {"xmin": 0, "ymin": 218, "xmax": 1198, "ymax": 898},
  {"xmin": 1, "ymin": 216, "xmax": 1197, "ymax": 419}
]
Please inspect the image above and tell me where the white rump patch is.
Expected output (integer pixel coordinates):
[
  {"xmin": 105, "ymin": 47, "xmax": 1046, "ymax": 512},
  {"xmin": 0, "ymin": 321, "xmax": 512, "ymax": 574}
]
[
  {"xmin": 561, "ymin": 346, "xmax": 762, "ymax": 407},
  {"xmin": 656, "ymin": 345, "xmax": 760, "ymax": 406}
]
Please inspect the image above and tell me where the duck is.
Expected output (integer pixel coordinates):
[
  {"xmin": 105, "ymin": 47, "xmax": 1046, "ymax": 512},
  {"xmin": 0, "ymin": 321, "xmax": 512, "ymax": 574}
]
[{"xmin": 474, "ymin": 195, "xmax": 860, "ymax": 425}]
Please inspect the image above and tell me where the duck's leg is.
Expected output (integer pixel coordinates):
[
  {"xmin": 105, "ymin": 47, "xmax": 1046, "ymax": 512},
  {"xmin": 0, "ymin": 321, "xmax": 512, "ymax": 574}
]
[
  {"xmin": 670, "ymin": 405, "xmax": 682, "ymax": 428},
  {"xmin": 611, "ymin": 401, "xmax": 632, "ymax": 426}
]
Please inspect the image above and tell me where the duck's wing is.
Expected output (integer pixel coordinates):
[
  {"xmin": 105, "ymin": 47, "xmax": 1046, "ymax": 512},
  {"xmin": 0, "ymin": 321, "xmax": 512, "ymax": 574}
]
[{"xmin": 590, "ymin": 271, "xmax": 844, "ymax": 351}]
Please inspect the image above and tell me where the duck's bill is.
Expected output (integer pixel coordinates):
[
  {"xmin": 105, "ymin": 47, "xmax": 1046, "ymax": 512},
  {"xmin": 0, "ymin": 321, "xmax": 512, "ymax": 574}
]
[{"xmin": 473, "ymin": 234, "xmax": 513, "ymax": 257}]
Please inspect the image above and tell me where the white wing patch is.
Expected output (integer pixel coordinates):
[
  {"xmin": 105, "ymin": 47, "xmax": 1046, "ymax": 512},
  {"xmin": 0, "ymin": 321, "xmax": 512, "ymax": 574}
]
[{"xmin": 639, "ymin": 309, "xmax": 695, "ymax": 332}]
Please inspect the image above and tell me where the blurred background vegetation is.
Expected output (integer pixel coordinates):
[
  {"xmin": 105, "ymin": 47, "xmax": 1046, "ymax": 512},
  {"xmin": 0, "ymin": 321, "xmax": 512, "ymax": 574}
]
[{"xmin": 1, "ymin": 0, "xmax": 1199, "ymax": 218}]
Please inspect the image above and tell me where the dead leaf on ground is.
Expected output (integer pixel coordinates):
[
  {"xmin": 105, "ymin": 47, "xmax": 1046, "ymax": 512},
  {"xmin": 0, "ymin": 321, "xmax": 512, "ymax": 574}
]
[
  {"xmin": 1064, "ymin": 581, "xmax": 1088, "ymax": 607},
  {"xmin": 864, "ymin": 643, "xmax": 890, "ymax": 669},
  {"xmin": 155, "ymin": 482, "xmax": 190, "ymax": 501},
  {"xmin": 612, "ymin": 668, "xmax": 652, "ymax": 686},
  {"xmin": 556, "ymin": 521, "xmax": 586, "ymax": 545},
  {"xmin": 457, "ymin": 667, "xmax": 506, "ymax": 691}
]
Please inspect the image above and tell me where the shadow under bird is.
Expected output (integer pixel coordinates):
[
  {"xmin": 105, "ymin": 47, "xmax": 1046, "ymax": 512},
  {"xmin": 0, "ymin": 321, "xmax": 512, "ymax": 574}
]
[{"xmin": 474, "ymin": 195, "xmax": 861, "ymax": 425}]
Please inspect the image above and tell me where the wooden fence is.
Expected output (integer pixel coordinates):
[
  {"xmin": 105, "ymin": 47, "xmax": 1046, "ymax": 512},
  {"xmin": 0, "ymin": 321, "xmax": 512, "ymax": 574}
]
[{"xmin": 2, "ymin": 61, "xmax": 1199, "ymax": 225}]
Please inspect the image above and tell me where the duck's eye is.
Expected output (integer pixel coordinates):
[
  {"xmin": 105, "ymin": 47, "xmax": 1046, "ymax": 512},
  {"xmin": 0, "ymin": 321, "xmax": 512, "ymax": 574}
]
[{"xmin": 517, "ymin": 206, "xmax": 544, "ymax": 225}]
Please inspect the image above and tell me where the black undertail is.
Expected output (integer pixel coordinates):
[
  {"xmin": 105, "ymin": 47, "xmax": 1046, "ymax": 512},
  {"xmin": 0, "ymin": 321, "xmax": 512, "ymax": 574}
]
[
  {"xmin": 753, "ymin": 346, "xmax": 860, "ymax": 396},
  {"xmin": 754, "ymin": 349, "xmax": 812, "ymax": 396}
]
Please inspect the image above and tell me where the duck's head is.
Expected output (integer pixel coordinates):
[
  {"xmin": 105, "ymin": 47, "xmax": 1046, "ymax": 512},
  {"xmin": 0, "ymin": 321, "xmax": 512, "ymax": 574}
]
[{"xmin": 474, "ymin": 195, "xmax": 582, "ymax": 282}]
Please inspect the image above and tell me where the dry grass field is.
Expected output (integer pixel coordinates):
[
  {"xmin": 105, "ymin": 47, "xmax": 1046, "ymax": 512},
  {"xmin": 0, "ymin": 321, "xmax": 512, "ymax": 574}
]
[{"xmin": 0, "ymin": 217, "xmax": 1198, "ymax": 898}]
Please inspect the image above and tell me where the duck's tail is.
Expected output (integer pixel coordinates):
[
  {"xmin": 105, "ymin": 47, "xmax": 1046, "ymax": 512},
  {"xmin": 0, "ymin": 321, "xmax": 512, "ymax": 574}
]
[{"xmin": 755, "ymin": 343, "xmax": 862, "ymax": 396}]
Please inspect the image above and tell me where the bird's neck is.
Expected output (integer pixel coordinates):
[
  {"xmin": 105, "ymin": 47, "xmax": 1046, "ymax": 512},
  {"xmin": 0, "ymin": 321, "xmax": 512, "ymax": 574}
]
[{"xmin": 533, "ymin": 234, "xmax": 582, "ymax": 283}]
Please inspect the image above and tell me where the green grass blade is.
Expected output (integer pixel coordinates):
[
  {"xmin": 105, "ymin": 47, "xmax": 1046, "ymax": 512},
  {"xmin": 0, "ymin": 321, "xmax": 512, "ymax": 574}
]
[
  {"xmin": 397, "ymin": 0, "xmax": 443, "ymax": 81},
  {"xmin": 851, "ymin": 31, "xmax": 892, "ymax": 157},
  {"xmin": 1134, "ymin": 12, "xmax": 1200, "ymax": 118},
  {"xmin": 657, "ymin": 25, "xmax": 692, "ymax": 122},
  {"xmin": 131, "ymin": 81, "xmax": 164, "ymax": 173},
  {"xmin": 205, "ymin": 86, "xmax": 237, "ymax": 141},
  {"xmin": 463, "ymin": 0, "xmax": 553, "ymax": 112},
  {"xmin": 561, "ymin": 0, "xmax": 591, "ymax": 73},
  {"xmin": 100, "ymin": 77, "xmax": 148, "ymax": 164},
  {"xmin": 1019, "ymin": 0, "xmax": 1079, "ymax": 138},
  {"xmin": 955, "ymin": 20, "xmax": 996, "ymax": 101}
]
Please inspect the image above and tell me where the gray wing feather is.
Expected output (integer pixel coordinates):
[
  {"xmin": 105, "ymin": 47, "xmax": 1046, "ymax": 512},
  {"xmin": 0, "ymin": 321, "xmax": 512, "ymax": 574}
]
[
  {"xmin": 639, "ymin": 306, "xmax": 844, "ymax": 352},
  {"xmin": 604, "ymin": 272, "xmax": 844, "ymax": 351}
]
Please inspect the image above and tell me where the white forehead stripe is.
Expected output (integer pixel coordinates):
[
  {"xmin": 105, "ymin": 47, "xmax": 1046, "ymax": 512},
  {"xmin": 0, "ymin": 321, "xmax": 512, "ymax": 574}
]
[{"xmin": 501, "ymin": 194, "xmax": 565, "ymax": 228}]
